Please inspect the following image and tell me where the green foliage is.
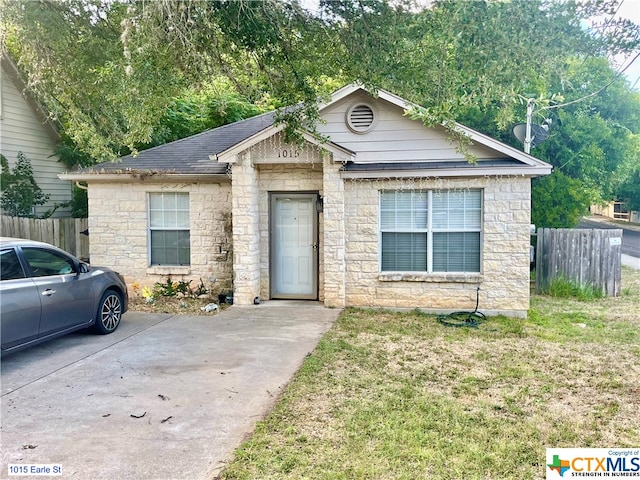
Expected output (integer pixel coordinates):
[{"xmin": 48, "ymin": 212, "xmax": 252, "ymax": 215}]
[
  {"xmin": 152, "ymin": 276, "xmax": 208, "ymax": 298},
  {"xmin": 0, "ymin": 152, "xmax": 50, "ymax": 217},
  {"xmin": 613, "ymin": 133, "xmax": 640, "ymax": 211},
  {"xmin": 70, "ymin": 185, "xmax": 88, "ymax": 218},
  {"xmin": 3, "ymin": 0, "xmax": 640, "ymax": 220},
  {"xmin": 532, "ymin": 171, "xmax": 593, "ymax": 228},
  {"xmin": 543, "ymin": 277, "xmax": 605, "ymax": 300},
  {"xmin": 147, "ymin": 79, "xmax": 270, "ymax": 147},
  {"xmin": 617, "ymin": 167, "xmax": 640, "ymax": 211}
]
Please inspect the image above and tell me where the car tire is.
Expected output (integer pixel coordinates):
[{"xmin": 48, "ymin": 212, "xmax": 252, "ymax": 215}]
[{"xmin": 93, "ymin": 290, "xmax": 123, "ymax": 335}]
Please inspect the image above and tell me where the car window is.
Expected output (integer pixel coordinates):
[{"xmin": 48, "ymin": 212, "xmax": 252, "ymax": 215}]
[
  {"xmin": 22, "ymin": 247, "xmax": 76, "ymax": 277},
  {"xmin": 0, "ymin": 248, "xmax": 26, "ymax": 281}
]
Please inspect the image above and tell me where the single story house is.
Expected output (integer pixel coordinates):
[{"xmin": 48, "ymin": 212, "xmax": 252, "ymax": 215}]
[
  {"xmin": 61, "ymin": 84, "xmax": 551, "ymax": 317},
  {"xmin": 1, "ymin": 51, "xmax": 72, "ymax": 217}
]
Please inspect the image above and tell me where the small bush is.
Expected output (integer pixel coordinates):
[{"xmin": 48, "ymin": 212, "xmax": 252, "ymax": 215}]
[
  {"xmin": 152, "ymin": 276, "xmax": 208, "ymax": 298},
  {"xmin": 544, "ymin": 277, "xmax": 605, "ymax": 300},
  {"xmin": 1, "ymin": 152, "xmax": 50, "ymax": 217}
]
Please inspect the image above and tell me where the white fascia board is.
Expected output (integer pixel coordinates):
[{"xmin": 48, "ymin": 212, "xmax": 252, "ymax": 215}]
[
  {"xmin": 214, "ymin": 124, "xmax": 285, "ymax": 163},
  {"xmin": 450, "ymin": 124, "xmax": 552, "ymax": 168},
  {"xmin": 340, "ymin": 165, "xmax": 552, "ymax": 180},
  {"xmin": 58, "ymin": 173, "xmax": 230, "ymax": 183},
  {"xmin": 298, "ymin": 131, "xmax": 356, "ymax": 162},
  {"xmin": 318, "ymin": 83, "xmax": 363, "ymax": 110}
]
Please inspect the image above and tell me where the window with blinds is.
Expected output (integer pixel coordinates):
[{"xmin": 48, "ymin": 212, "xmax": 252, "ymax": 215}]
[
  {"xmin": 380, "ymin": 189, "xmax": 482, "ymax": 273},
  {"xmin": 148, "ymin": 192, "xmax": 191, "ymax": 266}
]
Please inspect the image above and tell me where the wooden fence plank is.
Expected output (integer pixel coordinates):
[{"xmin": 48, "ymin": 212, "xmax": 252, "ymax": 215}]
[
  {"xmin": 535, "ymin": 228, "xmax": 622, "ymax": 296},
  {"xmin": 0, "ymin": 215, "xmax": 90, "ymax": 260}
]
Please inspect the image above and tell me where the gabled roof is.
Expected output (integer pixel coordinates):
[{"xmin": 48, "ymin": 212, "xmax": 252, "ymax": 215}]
[
  {"xmin": 0, "ymin": 50, "xmax": 61, "ymax": 143},
  {"xmin": 324, "ymin": 84, "xmax": 551, "ymax": 171},
  {"xmin": 76, "ymin": 111, "xmax": 277, "ymax": 176},
  {"xmin": 62, "ymin": 83, "xmax": 551, "ymax": 181}
]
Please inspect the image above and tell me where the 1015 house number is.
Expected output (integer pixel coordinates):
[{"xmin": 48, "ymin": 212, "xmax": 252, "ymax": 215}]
[{"xmin": 277, "ymin": 149, "xmax": 300, "ymax": 158}]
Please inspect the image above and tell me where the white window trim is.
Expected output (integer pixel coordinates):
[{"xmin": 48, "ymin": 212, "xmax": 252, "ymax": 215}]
[
  {"xmin": 147, "ymin": 192, "xmax": 191, "ymax": 266},
  {"xmin": 378, "ymin": 189, "xmax": 483, "ymax": 275}
]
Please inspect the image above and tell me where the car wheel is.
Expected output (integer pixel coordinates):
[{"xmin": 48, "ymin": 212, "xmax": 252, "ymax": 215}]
[{"xmin": 93, "ymin": 290, "xmax": 123, "ymax": 334}]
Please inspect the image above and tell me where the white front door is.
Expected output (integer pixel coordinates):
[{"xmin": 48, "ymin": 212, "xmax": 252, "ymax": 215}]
[{"xmin": 270, "ymin": 193, "xmax": 318, "ymax": 299}]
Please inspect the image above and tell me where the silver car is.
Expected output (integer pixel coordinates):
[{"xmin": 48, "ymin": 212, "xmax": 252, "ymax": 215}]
[{"xmin": 1, "ymin": 237, "xmax": 128, "ymax": 355}]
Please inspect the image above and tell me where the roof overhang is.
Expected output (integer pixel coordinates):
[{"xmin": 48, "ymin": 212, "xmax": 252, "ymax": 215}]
[
  {"xmin": 213, "ymin": 124, "xmax": 356, "ymax": 164},
  {"xmin": 212, "ymin": 124, "xmax": 286, "ymax": 163},
  {"xmin": 59, "ymin": 172, "xmax": 230, "ymax": 183},
  {"xmin": 340, "ymin": 164, "xmax": 552, "ymax": 180}
]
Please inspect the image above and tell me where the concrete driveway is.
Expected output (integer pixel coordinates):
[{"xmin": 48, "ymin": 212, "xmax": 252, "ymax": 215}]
[{"xmin": 1, "ymin": 302, "xmax": 339, "ymax": 480}]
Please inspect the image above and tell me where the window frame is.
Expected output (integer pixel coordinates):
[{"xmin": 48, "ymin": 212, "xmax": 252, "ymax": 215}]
[
  {"xmin": 147, "ymin": 192, "xmax": 191, "ymax": 266},
  {"xmin": 21, "ymin": 247, "xmax": 78, "ymax": 277},
  {"xmin": 0, "ymin": 248, "xmax": 27, "ymax": 281},
  {"xmin": 379, "ymin": 189, "xmax": 483, "ymax": 274}
]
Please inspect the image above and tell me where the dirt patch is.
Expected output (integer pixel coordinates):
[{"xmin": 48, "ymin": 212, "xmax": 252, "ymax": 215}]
[{"xmin": 128, "ymin": 296, "xmax": 229, "ymax": 316}]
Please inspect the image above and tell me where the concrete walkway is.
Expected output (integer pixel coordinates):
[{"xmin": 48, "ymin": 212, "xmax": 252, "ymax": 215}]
[{"xmin": 1, "ymin": 302, "xmax": 340, "ymax": 480}]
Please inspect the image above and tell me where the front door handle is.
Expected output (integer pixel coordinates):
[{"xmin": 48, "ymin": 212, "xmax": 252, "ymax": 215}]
[
  {"xmin": 41, "ymin": 289, "xmax": 56, "ymax": 297},
  {"xmin": 311, "ymin": 243, "xmax": 318, "ymax": 250}
]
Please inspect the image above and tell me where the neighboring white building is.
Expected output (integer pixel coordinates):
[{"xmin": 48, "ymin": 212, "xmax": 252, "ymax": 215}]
[
  {"xmin": 1, "ymin": 52, "xmax": 72, "ymax": 217},
  {"xmin": 62, "ymin": 84, "xmax": 552, "ymax": 317}
]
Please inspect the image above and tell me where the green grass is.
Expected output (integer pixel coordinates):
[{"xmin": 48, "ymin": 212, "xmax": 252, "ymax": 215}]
[
  {"xmin": 220, "ymin": 268, "xmax": 640, "ymax": 480},
  {"xmin": 542, "ymin": 276, "xmax": 606, "ymax": 300}
]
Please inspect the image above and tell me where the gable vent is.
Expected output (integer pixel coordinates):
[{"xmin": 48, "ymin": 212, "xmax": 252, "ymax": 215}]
[{"xmin": 347, "ymin": 103, "xmax": 376, "ymax": 133}]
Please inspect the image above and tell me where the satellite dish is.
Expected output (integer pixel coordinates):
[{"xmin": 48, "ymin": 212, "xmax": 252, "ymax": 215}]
[{"xmin": 513, "ymin": 122, "xmax": 550, "ymax": 148}]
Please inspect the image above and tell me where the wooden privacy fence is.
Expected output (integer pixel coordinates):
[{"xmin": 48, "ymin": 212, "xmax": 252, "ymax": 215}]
[
  {"xmin": 535, "ymin": 228, "xmax": 622, "ymax": 296},
  {"xmin": 1, "ymin": 215, "xmax": 89, "ymax": 260}
]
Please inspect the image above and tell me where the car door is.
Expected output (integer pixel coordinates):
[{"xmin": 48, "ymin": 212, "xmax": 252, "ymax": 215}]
[
  {"xmin": 0, "ymin": 248, "xmax": 41, "ymax": 350},
  {"xmin": 21, "ymin": 246, "xmax": 95, "ymax": 337}
]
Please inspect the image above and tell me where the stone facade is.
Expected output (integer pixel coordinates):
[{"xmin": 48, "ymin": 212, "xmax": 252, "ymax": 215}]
[
  {"xmin": 86, "ymin": 167, "xmax": 532, "ymax": 317},
  {"xmin": 86, "ymin": 163, "xmax": 532, "ymax": 317},
  {"xmin": 87, "ymin": 180, "xmax": 233, "ymax": 296},
  {"xmin": 341, "ymin": 176, "xmax": 532, "ymax": 317}
]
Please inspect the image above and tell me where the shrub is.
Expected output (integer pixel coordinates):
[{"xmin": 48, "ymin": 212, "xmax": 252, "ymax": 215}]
[{"xmin": 0, "ymin": 152, "xmax": 50, "ymax": 217}]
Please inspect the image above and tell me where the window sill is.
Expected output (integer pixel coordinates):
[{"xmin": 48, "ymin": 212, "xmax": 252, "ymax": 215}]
[
  {"xmin": 147, "ymin": 266, "xmax": 191, "ymax": 276},
  {"xmin": 378, "ymin": 273, "xmax": 483, "ymax": 283}
]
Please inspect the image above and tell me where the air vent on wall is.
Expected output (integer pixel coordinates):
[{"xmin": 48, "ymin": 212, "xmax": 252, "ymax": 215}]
[{"xmin": 346, "ymin": 103, "xmax": 376, "ymax": 133}]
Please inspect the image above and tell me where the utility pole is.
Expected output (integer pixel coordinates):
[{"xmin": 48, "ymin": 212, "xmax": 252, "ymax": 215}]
[{"xmin": 524, "ymin": 98, "xmax": 534, "ymax": 154}]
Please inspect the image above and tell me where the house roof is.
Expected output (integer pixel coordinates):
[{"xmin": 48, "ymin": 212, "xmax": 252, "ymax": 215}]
[
  {"xmin": 325, "ymin": 84, "xmax": 551, "ymax": 171},
  {"xmin": 1, "ymin": 50, "xmax": 61, "ymax": 143},
  {"xmin": 76, "ymin": 111, "xmax": 277, "ymax": 176},
  {"xmin": 62, "ymin": 83, "xmax": 551, "ymax": 181}
]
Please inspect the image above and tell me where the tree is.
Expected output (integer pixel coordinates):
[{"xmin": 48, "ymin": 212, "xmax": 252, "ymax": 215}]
[
  {"xmin": 532, "ymin": 171, "xmax": 592, "ymax": 228},
  {"xmin": 3, "ymin": 0, "xmax": 640, "ymax": 227},
  {"xmin": 1, "ymin": 152, "xmax": 50, "ymax": 217}
]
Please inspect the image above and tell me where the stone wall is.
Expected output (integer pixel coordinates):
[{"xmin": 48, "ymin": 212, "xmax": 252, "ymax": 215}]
[
  {"xmin": 341, "ymin": 176, "xmax": 532, "ymax": 317},
  {"xmin": 322, "ymin": 158, "xmax": 347, "ymax": 307},
  {"xmin": 87, "ymin": 180, "xmax": 233, "ymax": 296}
]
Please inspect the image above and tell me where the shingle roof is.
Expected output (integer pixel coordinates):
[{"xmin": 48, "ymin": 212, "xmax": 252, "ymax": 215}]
[{"xmin": 83, "ymin": 111, "xmax": 276, "ymax": 175}]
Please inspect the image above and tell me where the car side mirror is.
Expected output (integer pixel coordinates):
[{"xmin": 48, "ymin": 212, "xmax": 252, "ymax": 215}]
[{"xmin": 79, "ymin": 262, "xmax": 91, "ymax": 274}]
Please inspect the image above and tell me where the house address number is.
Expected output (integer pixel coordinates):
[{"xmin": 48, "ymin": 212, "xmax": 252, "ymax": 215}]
[{"xmin": 277, "ymin": 149, "xmax": 300, "ymax": 158}]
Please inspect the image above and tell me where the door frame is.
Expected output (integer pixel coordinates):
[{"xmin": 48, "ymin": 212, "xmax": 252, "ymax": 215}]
[{"xmin": 269, "ymin": 192, "xmax": 319, "ymax": 300}]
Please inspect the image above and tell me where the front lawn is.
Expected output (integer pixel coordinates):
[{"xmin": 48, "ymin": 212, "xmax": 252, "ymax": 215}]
[{"xmin": 220, "ymin": 268, "xmax": 640, "ymax": 480}]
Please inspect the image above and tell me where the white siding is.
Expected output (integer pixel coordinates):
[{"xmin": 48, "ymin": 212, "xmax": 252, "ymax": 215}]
[
  {"xmin": 317, "ymin": 92, "xmax": 503, "ymax": 163},
  {"xmin": 0, "ymin": 65, "xmax": 72, "ymax": 217}
]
